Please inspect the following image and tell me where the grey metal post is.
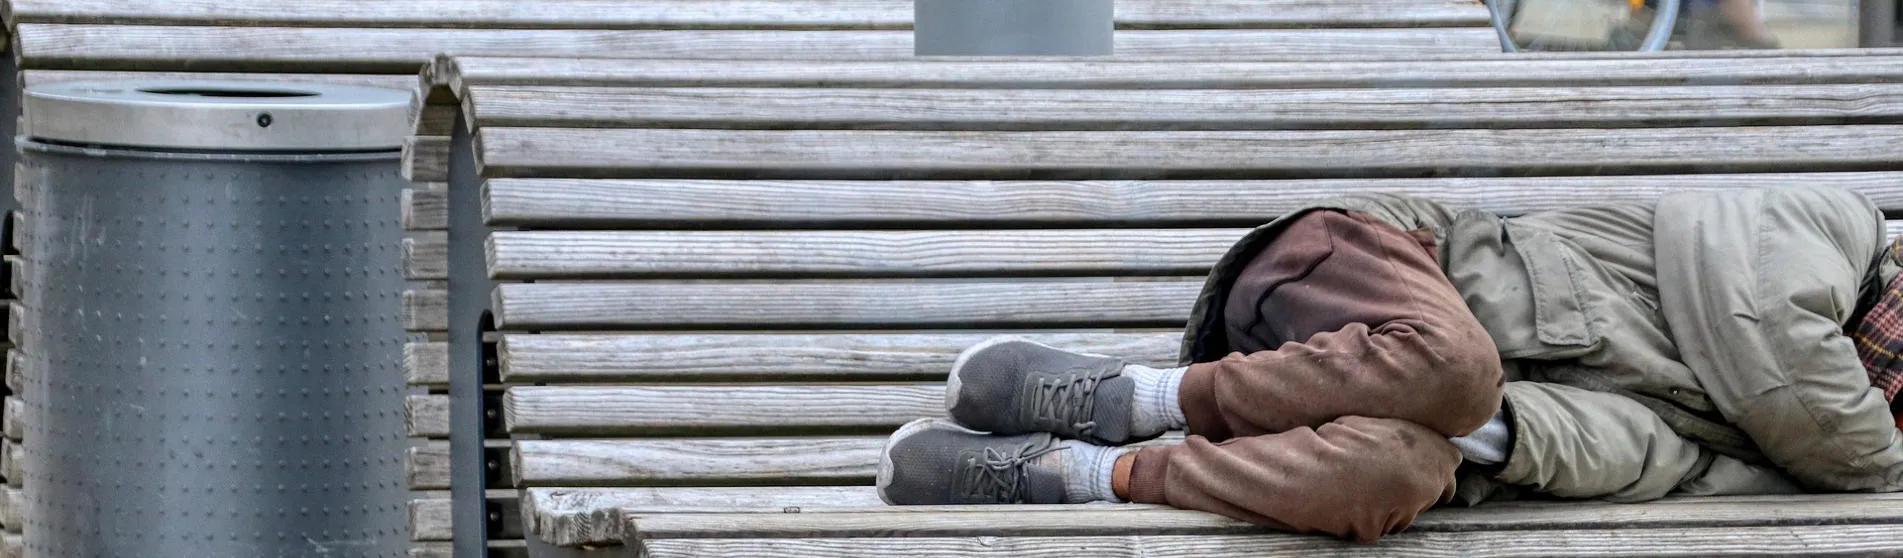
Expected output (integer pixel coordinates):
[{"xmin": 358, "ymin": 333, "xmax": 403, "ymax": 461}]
[
  {"xmin": 1864, "ymin": 0, "xmax": 1898, "ymax": 47},
  {"xmin": 914, "ymin": 0, "xmax": 1114, "ymax": 56},
  {"xmin": 448, "ymin": 115, "xmax": 495, "ymax": 556}
]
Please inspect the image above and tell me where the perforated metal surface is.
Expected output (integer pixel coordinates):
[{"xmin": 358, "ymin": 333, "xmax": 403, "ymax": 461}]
[{"xmin": 18, "ymin": 141, "xmax": 407, "ymax": 558}]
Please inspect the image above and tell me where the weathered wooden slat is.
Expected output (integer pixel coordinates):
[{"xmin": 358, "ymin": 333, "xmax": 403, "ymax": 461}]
[
  {"xmin": 16, "ymin": 25, "xmax": 1501, "ymax": 73},
  {"xmin": 482, "ymin": 173, "xmax": 1903, "ymax": 228},
  {"xmin": 406, "ymin": 394, "xmax": 450, "ymax": 438},
  {"xmin": 498, "ymin": 332, "xmax": 1180, "ymax": 383},
  {"xmin": 408, "ymin": 489, "xmax": 520, "ymax": 542},
  {"xmin": 403, "ymin": 136, "xmax": 450, "ymax": 183},
  {"xmin": 0, "ymin": 487, "xmax": 18, "ymax": 530},
  {"xmin": 620, "ymin": 495, "xmax": 1903, "ymax": 547},
  {"xmin": 403, "ymin": 186, "xmax": 449, "ymax": 231},
  {"xmin": 408, "ymin": 442, "xmax": 451, "ymax": 490},
  {"xmin": 2, "ymin": 440, "xmax": 19, "ymax": 487},
  {"xmin": 5, "ymin": 351, "xmax": 21, "ymax": 394},
  {"xmin": 408, "ymin": 540, "xmax": 529, "ymax": 558},
  {"xmin": 486, "ymin": 229, "xmax": 1242, "ymax": 279},
  {"xmin": 475, "ymin": 125, "xmax": 1903, "ymax": 180},
  {"xmin": 523, "ymin": 486, "xmax": 886, "ymax": 546},
  {"xmin": 0, "ymin": 532, "xmax": 16, "ymax": 558},
  {"xmin": 465, "ymin": 84, "xmax": 1903, "ymax": 130},
  {"xmin": 445, "ymin": 55, "xmax": 1903, "ymax": 90},
  {"xmin": 639, "ymin": 525, "xmax": 1903, "ymax": 557},
  {"xmin": 8, "ymin": 0, "xmax": 1491, "ymax": 29},
  {"xmin": 404, "ymin": 289, "xmax": 449, "ymax": 332},
  {"xmin": 512, "ymin": 437, "xmax": 885, "ymax": 487},
  {"xmin": 2, "ymin": 398, "xmax": 21, "ymax": 441},
  {"xmin": 6, "ymin": 303, "xmax": 22, "ymax": 350},
  {"xmin": 406, "ymin": 341, "xmax": 450, "ymax": 388},
  {"xmin": 491, "ymin": 279, "xmax": 1203, "ymax": 330},
  {"xmin": 405, "ymin": 232, "xmax": 448, "ymax": 281},
  {"xmin": 19, "ymin": 69, "xmax": 415, "ymax": 90},
  {"xmin": 504, "ymin": 384, "xmax": 943, "ymax": 436}
]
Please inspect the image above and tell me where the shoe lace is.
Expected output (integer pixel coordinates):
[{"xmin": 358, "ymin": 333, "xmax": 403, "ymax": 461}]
[
  {"xmin": 961, "ymin": 439, "xmax": 1065, "ymax": 503},
  {"xmin": 1028, "ymin": 367, "xmax": 1108, "ymax": 438}
]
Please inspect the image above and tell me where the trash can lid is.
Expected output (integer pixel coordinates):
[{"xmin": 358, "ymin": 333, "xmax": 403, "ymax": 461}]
[{"xmin": 23, "ymin": 81, "xmax": 412, "ymax": 152}]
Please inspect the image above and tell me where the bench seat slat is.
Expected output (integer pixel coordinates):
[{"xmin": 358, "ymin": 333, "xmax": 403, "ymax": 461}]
[
  {"xmin": 474, "ymin": 126, "xmax": 1903, "ymax": 180},
  {"xmin": 487, "ymin": 229, "xmax": 1244, "ymax": 279},
  {"xmin": 482, "ymin": 173, "xmax": 1903, "ymax": 228},
  {"xmin": 466, "ymin": 84, "xmax": 1903, "ymax": 130},
  {"xmin": 621, "ymin": 495, "xmax": 1903, "ymax": 544},
  {"xmin": 504, "ymin": 385, "xmax": 944, "ymax": 436},
  {"xmin": 446, "ymin": 55, "xmax": 1903, "ymax": 89},
  {"xmin": 19, "ymin": 70, "xmax": 416, "ymax": 90},
  {"xmin": 9, "ymin": 0, "xmax": 1492, "ymax": 29},
  {"xmin": 639, "ymin": 526, "xmax": 1903, "ymax": 557},
  {"xmin": 497, "ymin": 332, "xmax": 1181, "ymax": 383},
  {"xmin": 16, "ymin": 25, "xmax": 1501, "ymax": 72},
  {"xmin": 491, "ymin": 279, "xmax": 1204, "ymax": 330},
  {"xmin": 512, "ymin": 437, "xmax": 887, "ymax": 487}
]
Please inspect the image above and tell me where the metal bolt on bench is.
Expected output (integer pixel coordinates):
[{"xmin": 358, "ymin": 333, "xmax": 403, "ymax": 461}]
[{"xmin": 17, "ymin": 81, "xmax": 412, "ymax": 557}]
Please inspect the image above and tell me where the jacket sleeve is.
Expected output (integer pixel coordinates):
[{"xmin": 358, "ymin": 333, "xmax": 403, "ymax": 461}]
[
  {"xmin": 1496, "ymin": 381, "xmax": 1799, "ymax": 501},
  {"xmin": 1654, "ymin": 186, "xmax": 1903, "ymax": 492}
]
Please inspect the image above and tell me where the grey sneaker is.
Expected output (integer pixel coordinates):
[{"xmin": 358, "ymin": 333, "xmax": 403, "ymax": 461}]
[
  {"xmin": 945, "ymin": 336, "xmax": 1139, "ymax": 445},
  {"xmin": 878, "ymin": 418, "xmax": 1071, "ymax": 505}
]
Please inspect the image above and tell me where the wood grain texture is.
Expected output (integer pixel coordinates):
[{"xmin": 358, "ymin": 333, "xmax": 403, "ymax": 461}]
[
  {"xmin": 445, "ymin": 54, "xmax": 1903, "ymax": 90},
  {"xmin": 465, "ymin": 84, "xmax": 1903, "ymax": 130},
  {"xmin": 2, "ymin": 440, "xmax": 19, "ymax": 487},
  {"xmin": 0, "ymin": 487, "xmax": 17, "ymax": 531},
  {"xmin": 482, "ymin": 173, "xmax": 1903, "ymax": 228},
  {"xmin": 7, "ymin": 303, "xmax": 22, "ymax": 350},
  {"xmin": 2, "ymin": 398, "xmax": 20, "ymax": 441},
  {"xmin": 406, "ymin": 341, "xmax": 450, "ymax": 388},
  {"xmin": 511, "ymin": 437, "xmax": 885, "ymax": 486},
  {"xmin": 405, "ymin": 232, "xmax": 448, "ymax": 281},
  {"xmin": 403, "ymin": 186, "xmax": 449, "ymax": 231},
  {"xmin": 7, "ymin": 0, "xmax": 1491, "ymax": 29},
  {"xmin": 408, "ymin": 540, "xmax": 529, "ymax": 558},
  {"xmin": 408, "ymin": 489, "xmax": 520, "ymax": 542},
  {"xmin": 5, "ymin": 351, "xmax": 21, "ymax": 394},
  {"xmin": 504, "ymin": 384, "xmax": 944, "ymax": 435},
  {"xmin": 639, "ymin": 525, "xmax": 1903, "ymax": 557},
  {"xmin": 497, "ymin": 332, "xmax": 1181, "ymax": 383},
  {"xmin": 524, "ymin": 486, "xmax": 885, "ymax": 546},
  {"xmin": 620, "ymin": 494, "xmax": 1903, "ymax": 546},
  {"xmin": 406, "ymin": 394, "xmax": 450, "ymax": 438},
  {"xmin": 408, "ymin": 441, "xmax": 453, "ymax": 490},
  {"xmin": 15, "ymin": 25, "xmax": 1499, "ymax": 73},
  {"xmin": 486, "ymin": 229, "xmax": 1242, "ymax": 279},
  {"xmin": 20, "ymin": 69, "xmax": 415, "ymax": 89},
  {"xmin": 404, "ymin": 289, "xmax": 449, "ymax": 332},
  {"xmin": 403, "ymin": 136, "xmax": 450, "ymax": 183},
  {"xmin": 491, "ymin": 279, "xmax": 1203, "ymax": 330},
  {"xmin": 0, "ymin": 532, "xmax": 15, "ymax": 558},
  {"xmin": 475, "ymin": 125, "xmax": 1903, "ymax": 180}
]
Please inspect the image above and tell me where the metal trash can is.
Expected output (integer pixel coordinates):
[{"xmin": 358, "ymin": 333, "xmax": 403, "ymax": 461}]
[{"xmin": 17, "ymin": 81, "xmax": 411, "ymax": 557}]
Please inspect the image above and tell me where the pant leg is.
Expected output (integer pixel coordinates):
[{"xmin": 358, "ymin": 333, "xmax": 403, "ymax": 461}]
[
  {"xmin": 1126, "ymin": 416, "xmax": 1461, "ymax": 542},
  {"xmin": 1186, "ymin": 209, "xmax": 1505, "ymax": 440}
]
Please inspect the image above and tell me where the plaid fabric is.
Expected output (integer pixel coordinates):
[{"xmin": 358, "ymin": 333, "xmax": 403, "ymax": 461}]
[{"xmin": 1852, "ymin": 237, "xmax": 1903, "ymax": 431}]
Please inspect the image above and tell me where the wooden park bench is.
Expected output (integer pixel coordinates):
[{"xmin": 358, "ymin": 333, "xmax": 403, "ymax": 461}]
[
  {"xmin": 408, "ymin": 51, "xmax": 1903, "ymax": 556},
  {"xmin": 0, "ymin": 2, "xmax": 1501, "ymax": 556}
]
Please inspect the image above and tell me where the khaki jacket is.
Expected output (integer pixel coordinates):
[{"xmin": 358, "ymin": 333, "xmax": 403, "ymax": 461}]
[{"xmin": 1181, "ymin": 186, "xmax": 1903, "ymax": 501}]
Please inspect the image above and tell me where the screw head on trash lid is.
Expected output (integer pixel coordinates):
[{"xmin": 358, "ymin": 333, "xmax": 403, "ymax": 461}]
[{"xmin": 22, "ymin": 81, "xmax": 412, "ymax": 152}]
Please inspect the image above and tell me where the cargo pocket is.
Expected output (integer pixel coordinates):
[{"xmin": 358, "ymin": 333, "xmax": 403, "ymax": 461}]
[{"xmin": 1448, "ymin": 215, "xmax": 1603, "ymax": 361}]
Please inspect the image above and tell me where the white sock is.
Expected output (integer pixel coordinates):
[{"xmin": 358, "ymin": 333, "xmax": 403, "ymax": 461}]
[
  {"xmin": 1045, "ymin": 440, "xmax": 1129, "ymax": 503},
  {"xmin": 1125, "ymin": 364, "xmax": 1188, "ymax": 436},
  {"xmin": 1449, "ymin": 410, "xmax": 1511, "ymax": 465}
]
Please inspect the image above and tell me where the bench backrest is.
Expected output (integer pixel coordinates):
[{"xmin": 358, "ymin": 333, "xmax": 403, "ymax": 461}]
[
  {"xmin": 2, "ymin": 2, "xmax": 1506, "ymax": 555},
  {"xmin": 420, "ymin": 52, "xmax": 1903, "ymax": 550}
]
